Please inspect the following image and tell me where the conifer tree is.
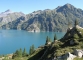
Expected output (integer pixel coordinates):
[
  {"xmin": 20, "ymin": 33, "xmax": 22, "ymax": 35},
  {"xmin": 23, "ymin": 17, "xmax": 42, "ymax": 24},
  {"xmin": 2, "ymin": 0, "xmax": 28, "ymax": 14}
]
[
  {"xmin": 19, "ymin": 48, "xmax": 22, "ymax": 57},
  {"xmin": 22, "ymin": 48, "xmax": 27, "ymax": 57},
  {"xmin": 29, "ymin": 45, "xmax": 35, "ymax": 55},
  {"xmin": 46, "ymin": 36, "xmax": 49, "ymax": 42},
  {"xmin": 75, "ymin": 19, "xmax": 79, "ymax": 26},
  {"xmin": 54, "ymin": 34, "xmax": 57, "ymax": 41},
  {"xmin": 14, "ymin": 48, "xmax": 22, "ymax": 57},
  {"xmin": 45, "ymin": 36, "xmax": 52, "ymax": 45}
]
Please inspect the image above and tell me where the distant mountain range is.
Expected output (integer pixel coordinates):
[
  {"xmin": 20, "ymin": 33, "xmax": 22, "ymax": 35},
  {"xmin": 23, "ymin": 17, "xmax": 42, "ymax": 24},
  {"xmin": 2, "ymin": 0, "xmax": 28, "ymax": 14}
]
[{"xmin": 0, "ymin": 3, "xmax": 83, "ymax": 32}]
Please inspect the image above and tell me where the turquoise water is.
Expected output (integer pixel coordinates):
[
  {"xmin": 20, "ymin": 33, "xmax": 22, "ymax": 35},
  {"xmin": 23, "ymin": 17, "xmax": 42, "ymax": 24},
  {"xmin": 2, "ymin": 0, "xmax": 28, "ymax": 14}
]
[{"xmin": 0, "ymin": 30, "xmax": 65, "ymax": 55}]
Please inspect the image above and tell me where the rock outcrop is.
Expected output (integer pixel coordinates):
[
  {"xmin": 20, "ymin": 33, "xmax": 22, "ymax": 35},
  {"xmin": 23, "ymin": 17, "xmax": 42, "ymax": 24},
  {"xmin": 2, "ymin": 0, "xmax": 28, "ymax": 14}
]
[
  {"xmin": 74, "ymin": 49, "xmax": 83, "ymax": 58},
  {"xmin": 57, "ymin": 52, "xmax": 76, "ymax": 60},
  {"xmin": 27, "ymin": 24, "xmax": 40, "ymax": 32},
  {"xmin": 57, "ymin": 49, "xmax": 83, "ymax": 60}
]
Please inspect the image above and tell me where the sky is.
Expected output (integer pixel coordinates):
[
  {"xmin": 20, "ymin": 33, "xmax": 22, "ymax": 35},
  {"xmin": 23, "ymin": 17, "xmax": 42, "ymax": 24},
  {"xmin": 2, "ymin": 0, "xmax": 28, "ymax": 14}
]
[{"xmin": 0, "ymin": 0, "xmax": 83, "ymax": 14}]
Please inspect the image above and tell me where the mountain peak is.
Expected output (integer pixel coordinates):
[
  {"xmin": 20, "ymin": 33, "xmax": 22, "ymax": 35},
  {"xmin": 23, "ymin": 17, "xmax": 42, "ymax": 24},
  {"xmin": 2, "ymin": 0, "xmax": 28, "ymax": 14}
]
[
  {"xmin": 0, "ymin": 9, "xmax": 13, "ymax": 17},
  {"xmin": 4, "ymin": 9, "xmax": 13, "ymax": 13},
  {"xmin": 56, "ymin": 3, "xmax": 75, "ymax": 12},
  {"xmin": 65, "ymin": 3, "xmax": 72, "ymax": 6},
  {"xmin": 64, "ymin": 3, "xmax": 74, "ymax": 8},
  {"xmin": 5, "ymin": 9, "xmax": 12, "ymax": 13}
]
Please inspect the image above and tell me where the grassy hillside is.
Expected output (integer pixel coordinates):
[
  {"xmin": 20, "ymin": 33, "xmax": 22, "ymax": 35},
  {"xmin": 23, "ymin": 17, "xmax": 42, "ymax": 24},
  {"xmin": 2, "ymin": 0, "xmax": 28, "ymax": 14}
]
[{"xmin": 27, "ymin": 24, "xmax": 83, "ymax": 60}]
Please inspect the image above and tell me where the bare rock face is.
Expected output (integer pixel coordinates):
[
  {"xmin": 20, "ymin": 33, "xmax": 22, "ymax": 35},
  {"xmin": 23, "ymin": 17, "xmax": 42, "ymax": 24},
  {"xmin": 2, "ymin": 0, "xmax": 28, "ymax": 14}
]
[
  {"xmin": 73, "ymin": 49, "xmax": 83, "ymax": 58},
  {"xmin": 70, "ymin": 40, "xmax": 75, "ymax": 45},
  {"xmin": 57, "ymin": 52, "xmax": 76, "ymax": 60},
  {"xmin": 0, "ymin": 10, "xmax": 25, "ymax": 27},
  {"xmin": 27, "ymin": 24, "xmax": 40, "ymax": 32},
  {"xmin": 55, "ymin": 49, "xmax": 83, "ymax": 60}
]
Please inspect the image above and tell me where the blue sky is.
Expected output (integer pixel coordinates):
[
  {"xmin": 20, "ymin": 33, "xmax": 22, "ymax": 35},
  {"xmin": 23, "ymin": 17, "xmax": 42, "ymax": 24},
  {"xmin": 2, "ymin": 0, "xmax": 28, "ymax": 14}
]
[{"xmin": 0, "ymin": 0, "xmax": 83, "ymax": 14}]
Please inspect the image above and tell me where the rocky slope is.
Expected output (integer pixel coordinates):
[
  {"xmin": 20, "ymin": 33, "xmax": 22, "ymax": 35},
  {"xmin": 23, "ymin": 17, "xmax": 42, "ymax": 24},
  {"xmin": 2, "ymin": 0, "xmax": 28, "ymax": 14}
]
[{"xmin": 1, "ymin": 4, "xmax": 83, "ymax": 32}]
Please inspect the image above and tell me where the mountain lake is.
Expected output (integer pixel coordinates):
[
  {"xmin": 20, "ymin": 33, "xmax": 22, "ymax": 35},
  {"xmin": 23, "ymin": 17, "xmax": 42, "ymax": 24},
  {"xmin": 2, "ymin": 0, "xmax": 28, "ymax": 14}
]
[{"xmin": 0, "ymin": 30, "xmax": 65, "ymax": 55}]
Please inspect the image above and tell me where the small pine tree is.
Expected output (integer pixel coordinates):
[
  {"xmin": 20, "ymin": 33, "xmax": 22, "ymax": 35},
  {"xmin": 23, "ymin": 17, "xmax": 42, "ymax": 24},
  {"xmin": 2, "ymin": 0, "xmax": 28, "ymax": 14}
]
[
  {"xmin": 22, "ymin": 48, "xmax": 27, "ymax": 57},
  {"xmin": 12, "ymin": 48, "xmax": 23, "ymax": 58},
  {"xmin": 29, "ymin": 47, "xmax": 32, "ymax": 55},
  {"xmin": 14, "ymin": 48, "xmax": 22, "ymax": 57},
  {"xmin": 13, "ymin": 50, "xmax": 19, "ymax": 58},
  {"xmin": 15, "ymin": 50, "xmax": 19, "ymax": 55},
  {"xmin": 46, "ymin": 36, "xmax": 49, "ymax": 42},
  {"xmin": 45, "ymin": 36, "xmax": 52, "ymax": 45},
  {"xmin": 75, "ymin": 19, "xmax": 79, "ymax": 26},
  {"xmin": 32, "ymin": 45, "xmax": 35, "ymax": 53},
  {"xmin": 19, "ymin": 48, "xmax": 22, "ymax": 57},
  {"xmin": 29, "ymin": 45, "xmax": 35, "ymax": 55},
  {"xmin": 54, "ymin": 34, "xmax": 57, "ymax": 41}
]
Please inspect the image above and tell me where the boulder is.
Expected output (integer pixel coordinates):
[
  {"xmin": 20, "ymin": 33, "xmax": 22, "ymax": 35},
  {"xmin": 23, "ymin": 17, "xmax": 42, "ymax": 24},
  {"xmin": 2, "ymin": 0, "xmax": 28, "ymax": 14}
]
[
  {"xmin": 73, "ymin": 49, "xmax": 83, "ymax": 58},
  {"xmin": 58, "ymin": 52, "xmax": 76, "ymax": 60}
]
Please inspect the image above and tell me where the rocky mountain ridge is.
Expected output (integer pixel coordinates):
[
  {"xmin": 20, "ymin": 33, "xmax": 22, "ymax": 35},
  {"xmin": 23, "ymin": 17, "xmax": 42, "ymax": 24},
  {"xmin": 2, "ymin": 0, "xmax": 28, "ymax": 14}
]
[{"xmin": 0, "ymin": 4, "xmax": 83, "ymax": 32}]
